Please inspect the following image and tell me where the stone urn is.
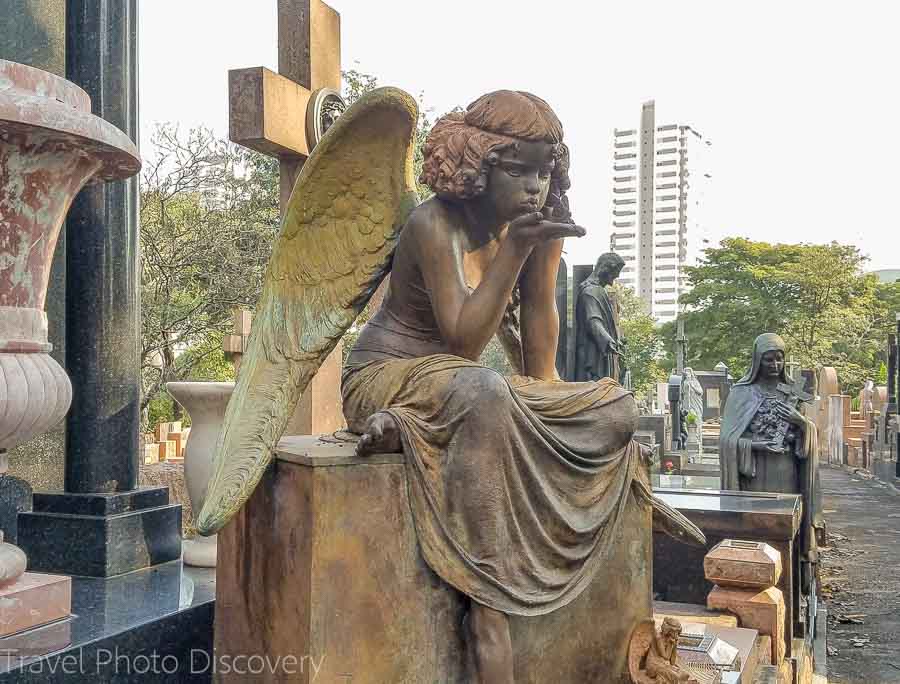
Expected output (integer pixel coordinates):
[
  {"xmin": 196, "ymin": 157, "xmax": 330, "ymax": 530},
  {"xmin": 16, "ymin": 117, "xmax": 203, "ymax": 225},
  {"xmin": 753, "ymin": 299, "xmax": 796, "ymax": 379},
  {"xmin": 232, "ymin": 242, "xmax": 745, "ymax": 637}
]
[
  {"xmin": 0, "ymin": 60, "xmax": 140, "ymax": 581},
  {"xmin": 166, "ymin": 381, "xmax": 234, "ymax": 567}
]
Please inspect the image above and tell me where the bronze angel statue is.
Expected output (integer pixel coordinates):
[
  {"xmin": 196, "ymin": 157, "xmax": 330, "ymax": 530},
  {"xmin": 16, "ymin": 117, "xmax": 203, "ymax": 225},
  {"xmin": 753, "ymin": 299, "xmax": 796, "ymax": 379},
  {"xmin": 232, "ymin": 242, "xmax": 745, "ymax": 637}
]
[{"xmin": 197, "ymin": 87, "xmax": 703, "ymax": 683}]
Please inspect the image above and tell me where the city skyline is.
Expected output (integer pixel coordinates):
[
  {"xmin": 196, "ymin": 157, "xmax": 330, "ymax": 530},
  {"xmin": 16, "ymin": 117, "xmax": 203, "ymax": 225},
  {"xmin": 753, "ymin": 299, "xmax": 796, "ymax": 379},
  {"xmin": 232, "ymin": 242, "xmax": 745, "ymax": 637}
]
[{"xmin": 138, "ymin": 0, "xmax": 899, "ymax": 274}]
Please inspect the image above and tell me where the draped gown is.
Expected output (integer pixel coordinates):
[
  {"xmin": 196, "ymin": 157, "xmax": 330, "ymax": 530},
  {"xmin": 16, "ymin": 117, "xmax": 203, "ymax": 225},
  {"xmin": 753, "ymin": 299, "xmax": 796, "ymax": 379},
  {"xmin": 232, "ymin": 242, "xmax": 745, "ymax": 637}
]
[{"xmin": 342, "ymin": 262, "xmax": 643, "ymax": 617}]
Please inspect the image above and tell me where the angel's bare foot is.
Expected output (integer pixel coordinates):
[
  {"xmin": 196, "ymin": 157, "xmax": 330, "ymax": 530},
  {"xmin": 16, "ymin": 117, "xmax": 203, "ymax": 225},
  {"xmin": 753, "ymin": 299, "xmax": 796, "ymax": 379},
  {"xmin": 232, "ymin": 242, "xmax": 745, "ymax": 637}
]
[{"xmin": 356, "ymin": 411, "xmax": 402, "ymax": 457}]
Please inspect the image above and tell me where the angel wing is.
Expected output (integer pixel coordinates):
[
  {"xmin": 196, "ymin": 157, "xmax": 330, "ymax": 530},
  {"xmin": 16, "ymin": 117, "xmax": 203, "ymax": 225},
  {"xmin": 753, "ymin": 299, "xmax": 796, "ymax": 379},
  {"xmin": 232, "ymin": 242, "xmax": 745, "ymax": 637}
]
[
  {"xmin": 627, "ymin": 619, "xmax": 657, "ymax": 684},
  {"xmin": 196, "ymin": 87, "xmax": 419, "ymax": 536}
]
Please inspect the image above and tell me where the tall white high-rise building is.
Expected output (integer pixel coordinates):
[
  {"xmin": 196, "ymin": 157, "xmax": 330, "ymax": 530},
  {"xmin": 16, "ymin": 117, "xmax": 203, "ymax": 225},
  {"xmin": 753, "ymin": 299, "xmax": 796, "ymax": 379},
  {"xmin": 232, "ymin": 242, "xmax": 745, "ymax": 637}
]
[{"xmin": 609, "ymin": 101, "xmax": 712, "ymax": 323}]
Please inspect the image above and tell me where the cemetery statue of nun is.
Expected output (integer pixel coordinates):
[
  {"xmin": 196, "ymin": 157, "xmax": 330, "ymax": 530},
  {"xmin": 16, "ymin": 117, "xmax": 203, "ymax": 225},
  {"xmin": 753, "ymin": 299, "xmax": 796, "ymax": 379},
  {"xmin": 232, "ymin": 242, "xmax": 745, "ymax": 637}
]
[{"xmin": 720, "ymin": 333, "xmax": 824, "ymax": 586}]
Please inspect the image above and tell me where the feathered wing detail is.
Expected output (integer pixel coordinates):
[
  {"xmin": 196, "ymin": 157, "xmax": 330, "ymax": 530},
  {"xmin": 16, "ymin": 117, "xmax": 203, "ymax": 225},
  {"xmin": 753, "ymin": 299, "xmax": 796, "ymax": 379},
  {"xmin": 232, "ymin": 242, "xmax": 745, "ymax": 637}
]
[
  {"xmin": 197, "ymin": 87, "xmax": 419, "ymax": 535},
  {"xmin": 627, "ymin": 619, "xmax": 657, "ymax": 684}
]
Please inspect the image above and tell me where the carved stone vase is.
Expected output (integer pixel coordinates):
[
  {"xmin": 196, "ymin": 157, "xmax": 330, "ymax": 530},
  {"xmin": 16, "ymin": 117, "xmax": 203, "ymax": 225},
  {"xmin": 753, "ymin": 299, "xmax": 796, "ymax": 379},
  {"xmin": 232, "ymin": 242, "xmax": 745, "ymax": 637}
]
[
  {"xmin": 0, "ymin": 59, "xmax": 140, "ymax": 581},
  {"xmin": 166, "ymin": 381, "xmax": 234, "ymax": 567}
]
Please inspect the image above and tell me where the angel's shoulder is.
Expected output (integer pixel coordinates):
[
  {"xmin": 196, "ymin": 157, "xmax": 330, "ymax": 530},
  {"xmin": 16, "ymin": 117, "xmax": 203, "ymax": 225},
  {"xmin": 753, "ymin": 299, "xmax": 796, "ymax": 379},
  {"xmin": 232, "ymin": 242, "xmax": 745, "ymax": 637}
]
[{"xmin": 401, "ymin": 198, "xmax": 462, "ymax": 250}]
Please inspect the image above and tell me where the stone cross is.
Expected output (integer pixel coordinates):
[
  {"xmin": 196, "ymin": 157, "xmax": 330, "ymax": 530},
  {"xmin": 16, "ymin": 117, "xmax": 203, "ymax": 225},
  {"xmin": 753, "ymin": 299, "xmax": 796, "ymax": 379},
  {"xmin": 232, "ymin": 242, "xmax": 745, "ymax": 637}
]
[
  {"xmin": 785, "ymin": 354, "xmax": 801, "ymax": 381},
  {"xmin": 770, "ymin": 373, "xmax": 813, "ymax": 448},
  {"xmin": 222, "ymin": 308, "xmax": 252, "ymax": 374},
  {"xmin": 777, "ymin": 373, "xmax": 813, "ymax": 407},
  {"xmin": 227, "ymin": 0, "xmax": 345, "ymax": 434}
]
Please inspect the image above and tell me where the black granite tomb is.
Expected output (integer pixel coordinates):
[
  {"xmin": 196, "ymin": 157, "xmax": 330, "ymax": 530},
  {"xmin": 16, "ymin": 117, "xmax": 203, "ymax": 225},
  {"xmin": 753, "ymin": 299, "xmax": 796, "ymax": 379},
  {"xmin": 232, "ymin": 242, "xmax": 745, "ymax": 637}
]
[
  {"xmin": 0, "ymin": 562, "xmax": 214, "ymax": 683},
  {"xmin": 0, "ymin": 474, "xmax": 32, "ymax": 545}
]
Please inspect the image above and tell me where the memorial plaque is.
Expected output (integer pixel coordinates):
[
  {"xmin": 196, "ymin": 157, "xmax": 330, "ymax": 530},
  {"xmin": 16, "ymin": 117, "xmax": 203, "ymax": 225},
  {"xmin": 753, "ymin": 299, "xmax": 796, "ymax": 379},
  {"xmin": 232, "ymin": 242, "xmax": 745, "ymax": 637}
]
[{"xmin": 677, "ymin": 631, "xmax": 740, "ymax": 683}]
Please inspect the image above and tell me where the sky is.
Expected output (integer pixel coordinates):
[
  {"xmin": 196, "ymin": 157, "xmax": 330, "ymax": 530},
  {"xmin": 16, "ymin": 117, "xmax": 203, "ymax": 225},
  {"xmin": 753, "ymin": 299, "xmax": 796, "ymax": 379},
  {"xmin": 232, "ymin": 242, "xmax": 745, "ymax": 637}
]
[{"xmin": 138, "ymin": 0, "xmax": 899, "ymax": 271}]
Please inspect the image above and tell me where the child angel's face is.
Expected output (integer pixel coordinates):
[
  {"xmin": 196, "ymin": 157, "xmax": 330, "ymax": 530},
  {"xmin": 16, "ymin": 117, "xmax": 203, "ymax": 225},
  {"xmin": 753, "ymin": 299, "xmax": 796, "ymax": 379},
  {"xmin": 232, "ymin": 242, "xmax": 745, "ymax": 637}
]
[{"xmin": 483, "ymin": 140, "xmax": 556, "ymax": 222}]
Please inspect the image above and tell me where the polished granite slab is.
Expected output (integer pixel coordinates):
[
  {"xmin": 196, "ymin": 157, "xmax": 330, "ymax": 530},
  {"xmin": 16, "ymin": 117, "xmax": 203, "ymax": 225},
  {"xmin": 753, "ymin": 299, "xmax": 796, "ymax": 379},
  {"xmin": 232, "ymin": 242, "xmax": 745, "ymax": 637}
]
[
  {"xmin": 17, "ymin": 487, "xmax": 183, "ymax": 577},
  {"xmin": 0, "ymin": 561, "xmax": 214, "ymax": 682},
  {"xmin": 653, "ymin": 488, "xmax": 802, "ymax": 538}
]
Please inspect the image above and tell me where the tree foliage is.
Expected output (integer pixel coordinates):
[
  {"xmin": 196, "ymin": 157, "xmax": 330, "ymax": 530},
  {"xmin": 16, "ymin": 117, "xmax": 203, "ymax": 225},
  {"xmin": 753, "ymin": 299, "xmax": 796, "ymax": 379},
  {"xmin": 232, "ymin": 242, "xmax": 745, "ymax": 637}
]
[
  {"xmin": 661, "ymin": 238, "xmax": 900, "ymax": 394},
  {"xmin": 140, "ymin": 126, "xmax": 279, "ymax": 417},
  {"xmin": 612, "ymin": 285, "xmax": 667, "ymax": 396}
]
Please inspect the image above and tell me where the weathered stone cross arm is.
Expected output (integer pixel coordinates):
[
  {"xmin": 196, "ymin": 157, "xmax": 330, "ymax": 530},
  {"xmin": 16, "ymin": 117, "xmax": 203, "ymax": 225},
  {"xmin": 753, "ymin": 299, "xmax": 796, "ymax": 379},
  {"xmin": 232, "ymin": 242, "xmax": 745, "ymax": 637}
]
[
  {"xmin": 229, "ymin": 67, "xmax": 319, "ymax": 159},
  {"xmin": 227, "ymin": 0, "xmax": 341, "ymax": 205}
]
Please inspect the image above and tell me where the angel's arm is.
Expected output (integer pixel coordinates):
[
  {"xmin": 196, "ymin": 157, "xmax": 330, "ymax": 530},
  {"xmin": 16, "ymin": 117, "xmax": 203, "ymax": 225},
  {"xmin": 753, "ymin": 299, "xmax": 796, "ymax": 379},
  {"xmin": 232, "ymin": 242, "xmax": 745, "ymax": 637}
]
[
  {"xmin": 413, "ymin": 213, "xmax": 532, "ymax": 361},
  {"xmin": 519, "ymin": 238, "xmax": 562, "ymax": 380}
]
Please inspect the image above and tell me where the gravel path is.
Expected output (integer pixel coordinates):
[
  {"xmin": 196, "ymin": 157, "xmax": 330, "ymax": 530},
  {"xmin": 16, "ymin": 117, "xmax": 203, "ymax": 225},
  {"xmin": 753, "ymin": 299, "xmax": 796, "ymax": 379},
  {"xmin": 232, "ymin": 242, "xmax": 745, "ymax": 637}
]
[{"xmin": 820, "ymin": 465, "xmax": 900, "ymax": 683}]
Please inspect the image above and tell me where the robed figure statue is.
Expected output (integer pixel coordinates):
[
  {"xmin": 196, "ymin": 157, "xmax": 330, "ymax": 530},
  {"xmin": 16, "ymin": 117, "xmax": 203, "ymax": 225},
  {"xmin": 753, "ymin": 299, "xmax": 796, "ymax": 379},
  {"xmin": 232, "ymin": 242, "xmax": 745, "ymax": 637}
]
[
  {"xmin": 720, "ymin": 333, "xmax": 824, "ymax": 583},
  {"xmin": 575, "ymin": 253, "xmax": 626, "ymax": 382}
]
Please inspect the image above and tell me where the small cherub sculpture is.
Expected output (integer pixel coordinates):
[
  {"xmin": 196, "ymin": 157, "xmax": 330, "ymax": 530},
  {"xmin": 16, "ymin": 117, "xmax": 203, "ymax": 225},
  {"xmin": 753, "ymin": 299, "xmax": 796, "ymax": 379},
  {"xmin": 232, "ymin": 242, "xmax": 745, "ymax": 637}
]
[{"xmin": 629, "ymin": 618, "xmax": 702, "ymax": 684}]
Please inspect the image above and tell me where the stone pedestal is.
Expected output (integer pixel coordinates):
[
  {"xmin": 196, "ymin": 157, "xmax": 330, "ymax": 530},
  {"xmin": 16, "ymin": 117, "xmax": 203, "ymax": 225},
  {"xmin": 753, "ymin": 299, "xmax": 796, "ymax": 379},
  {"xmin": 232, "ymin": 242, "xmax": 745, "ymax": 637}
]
[
  {"xmin": 704, "ymin": 539, "xmax": 783, "ymax": 589},
  {"xmin": 17, "ymin": 487, "xmax": 181, "ymax": 577},
  {"xmin": 214, "ymin": 435, "xmax": 652, "ymax": 683},
  {"xmin": 704, "ymin": 539, "xmax": 787, "ymax": 669},
  {"xmin": 708, "ymin": 585, "xmax": 786, "ymax": 666}
]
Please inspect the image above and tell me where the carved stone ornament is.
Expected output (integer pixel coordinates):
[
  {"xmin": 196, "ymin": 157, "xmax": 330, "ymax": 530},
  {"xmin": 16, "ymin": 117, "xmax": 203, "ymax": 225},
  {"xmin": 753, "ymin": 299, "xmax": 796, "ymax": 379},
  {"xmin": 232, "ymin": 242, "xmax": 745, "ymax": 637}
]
[
  {"xmin": 0, "ymin": 59, "xmax": 140, "ymax": 582},
  {"xmin": 0, "ymin": 59, "xmax": 141, "ymax": 457},
  {"xmin": 305, "ymin": 87, "xmax": 347, "ymax": 149}
]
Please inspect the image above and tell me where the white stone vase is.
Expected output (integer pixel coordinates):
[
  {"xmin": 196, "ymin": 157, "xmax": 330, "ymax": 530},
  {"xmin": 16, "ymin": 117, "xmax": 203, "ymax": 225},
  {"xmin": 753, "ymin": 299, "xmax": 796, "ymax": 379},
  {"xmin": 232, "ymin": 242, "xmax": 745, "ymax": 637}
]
[{"xmin": 166, "ymin": 381, "xmax": 234, "ymax": 567}]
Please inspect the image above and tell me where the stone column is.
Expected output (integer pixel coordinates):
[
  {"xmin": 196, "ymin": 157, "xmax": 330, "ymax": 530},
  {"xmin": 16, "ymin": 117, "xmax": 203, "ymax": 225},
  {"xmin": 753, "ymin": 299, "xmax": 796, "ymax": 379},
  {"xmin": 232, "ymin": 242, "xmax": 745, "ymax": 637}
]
[
  {"xmin": 891, "ymin": 319, "xmax": 900, "ymax": 477},
  {"xmin": 63, "ymin": 0, "xmax": 140, "ymax": 493},
  {"xmin": 887, "ymin": 332, "xmax": 897, "ymax": 415}
]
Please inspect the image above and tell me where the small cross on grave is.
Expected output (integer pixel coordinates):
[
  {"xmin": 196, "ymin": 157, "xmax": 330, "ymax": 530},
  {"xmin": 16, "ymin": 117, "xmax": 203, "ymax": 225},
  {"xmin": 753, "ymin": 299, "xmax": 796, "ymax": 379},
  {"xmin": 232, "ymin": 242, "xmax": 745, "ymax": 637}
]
[
  {"xmin": 223, "ymin": 308, "xmax": 252, "ymax": 374},
  {"xmin": 675, "ymin": 317, "xmax": 687, "ymax": 375},
  {"xmin": 228, "ymin": 0, "xmax": 346, "ymax": 434}
]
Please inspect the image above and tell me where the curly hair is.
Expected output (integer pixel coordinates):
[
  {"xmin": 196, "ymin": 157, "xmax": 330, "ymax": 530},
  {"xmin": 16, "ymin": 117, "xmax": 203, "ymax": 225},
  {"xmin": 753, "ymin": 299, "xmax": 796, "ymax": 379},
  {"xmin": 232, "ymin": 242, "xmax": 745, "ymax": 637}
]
[{"xmin": 420, "ymin": 90, "xmax": 573, "ymax": 221}]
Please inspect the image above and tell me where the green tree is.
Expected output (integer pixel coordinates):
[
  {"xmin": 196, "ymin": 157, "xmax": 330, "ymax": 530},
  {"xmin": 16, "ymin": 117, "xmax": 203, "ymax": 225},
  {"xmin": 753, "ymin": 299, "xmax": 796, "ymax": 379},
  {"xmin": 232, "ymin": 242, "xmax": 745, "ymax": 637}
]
[
  {"xmin": 664, "ymin": 238, "xmax": 900, "ymax": 394},
  {"xmin": 140, "ymin": 125, "xmax": 280, "ymax": 420},
  {"xmin": 612, "ymin": 285, "xmax": 667, "ymax": 396}
]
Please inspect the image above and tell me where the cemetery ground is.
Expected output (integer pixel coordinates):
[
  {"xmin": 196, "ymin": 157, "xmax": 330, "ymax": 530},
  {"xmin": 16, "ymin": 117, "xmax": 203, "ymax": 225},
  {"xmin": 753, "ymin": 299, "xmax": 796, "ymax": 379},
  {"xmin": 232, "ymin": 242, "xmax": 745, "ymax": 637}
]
[{"xmin": 820, "ymin": 465, "xmax": 900, "ymax": 683}]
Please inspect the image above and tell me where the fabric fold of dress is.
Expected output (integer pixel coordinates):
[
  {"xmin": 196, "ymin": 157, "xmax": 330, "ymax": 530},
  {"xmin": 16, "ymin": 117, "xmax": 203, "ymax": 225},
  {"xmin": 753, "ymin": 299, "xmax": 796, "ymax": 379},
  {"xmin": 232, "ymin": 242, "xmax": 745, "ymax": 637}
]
[{"xmin": 342, "ymin": 353, "xmax": 640, "ymax": 617}]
